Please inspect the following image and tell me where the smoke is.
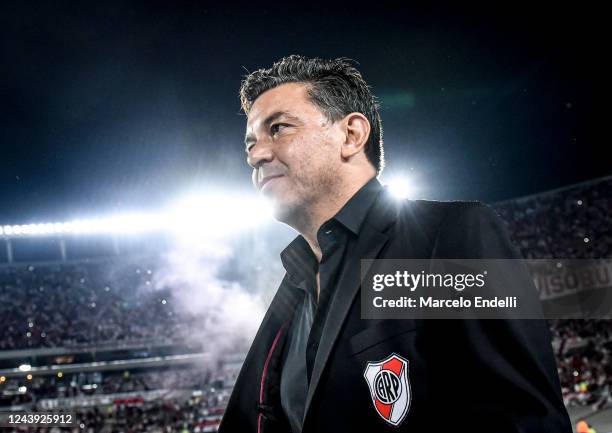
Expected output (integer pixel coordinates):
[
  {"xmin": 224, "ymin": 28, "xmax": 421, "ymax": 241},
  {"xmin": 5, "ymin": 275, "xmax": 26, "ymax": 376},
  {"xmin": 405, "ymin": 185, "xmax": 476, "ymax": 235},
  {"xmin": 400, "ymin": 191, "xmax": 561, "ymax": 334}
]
[
  {"xmin": 115, "ymin": 190, "xmax": 295, "ymax": 373},
  {"xmin": 148, "ymin": 228, "xmax": 284, "ymax": 370}
]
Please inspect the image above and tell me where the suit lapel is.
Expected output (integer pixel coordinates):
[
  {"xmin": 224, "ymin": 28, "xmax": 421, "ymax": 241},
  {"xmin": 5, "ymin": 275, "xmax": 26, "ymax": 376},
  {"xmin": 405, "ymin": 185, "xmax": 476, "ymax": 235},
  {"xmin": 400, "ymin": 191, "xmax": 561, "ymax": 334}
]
[{"xmin": 303, "ymin": 189, "xmax": 396, "ymax": 421}]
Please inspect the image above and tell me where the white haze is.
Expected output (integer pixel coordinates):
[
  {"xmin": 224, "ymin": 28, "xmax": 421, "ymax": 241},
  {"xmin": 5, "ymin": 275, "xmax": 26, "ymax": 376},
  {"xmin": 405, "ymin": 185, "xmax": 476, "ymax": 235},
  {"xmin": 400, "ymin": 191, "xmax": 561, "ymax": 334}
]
[{"xmin": 144, "ymin": 224, "xmax": 292, "ymax": 372}]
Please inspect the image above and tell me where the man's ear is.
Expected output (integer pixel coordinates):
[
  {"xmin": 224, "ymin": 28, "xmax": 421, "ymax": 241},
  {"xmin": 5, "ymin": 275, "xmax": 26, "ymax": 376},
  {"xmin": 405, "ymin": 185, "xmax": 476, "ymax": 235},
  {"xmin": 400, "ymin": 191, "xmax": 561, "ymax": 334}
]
[{"xmin": 340, "ymin": 112, "xmax": 371, "ymax": 160}]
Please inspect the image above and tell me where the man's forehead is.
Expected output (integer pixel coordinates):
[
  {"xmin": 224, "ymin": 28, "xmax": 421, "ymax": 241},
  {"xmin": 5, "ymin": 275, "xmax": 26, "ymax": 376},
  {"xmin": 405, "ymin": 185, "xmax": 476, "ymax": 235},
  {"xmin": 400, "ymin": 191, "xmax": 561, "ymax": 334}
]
[{"xmin": 246, "ymin": 82, "xmax": 314, "ymax": 127}]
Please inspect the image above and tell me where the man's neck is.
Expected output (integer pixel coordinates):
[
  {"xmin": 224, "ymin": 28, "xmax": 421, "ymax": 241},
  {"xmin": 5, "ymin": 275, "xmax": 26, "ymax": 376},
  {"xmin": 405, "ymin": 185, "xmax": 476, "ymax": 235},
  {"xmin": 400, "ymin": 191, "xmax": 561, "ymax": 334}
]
[{"xmin": 296, "ymin": 175, "xmax": 374, "ymax": 262}]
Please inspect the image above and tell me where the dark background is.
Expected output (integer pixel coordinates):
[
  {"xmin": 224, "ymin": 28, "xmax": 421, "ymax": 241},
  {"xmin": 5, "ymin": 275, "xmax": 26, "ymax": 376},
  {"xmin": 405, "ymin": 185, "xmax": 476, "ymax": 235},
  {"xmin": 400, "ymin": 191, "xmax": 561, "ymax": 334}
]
[{"xmin": 0, "ymin": 2, "xmax": 604, "ymax": 224}]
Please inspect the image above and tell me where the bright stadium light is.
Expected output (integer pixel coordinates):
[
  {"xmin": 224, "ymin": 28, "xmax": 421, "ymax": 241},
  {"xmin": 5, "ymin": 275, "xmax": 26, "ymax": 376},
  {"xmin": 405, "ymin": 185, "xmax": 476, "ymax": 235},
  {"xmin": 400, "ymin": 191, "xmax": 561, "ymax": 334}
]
[
  {"xmin": 164, "ymin": 191, "xmax": 273, "ymax": 239},
  {"xmin": 0, "ymin": 188, "xmax": 274, "ymax": 239},
  {"xmin": 385, "ymin": 176, "xmax": 415, "ymax": 199},
  {"xmin": 70, "ymin": 219, "xmax": 97, "ymax": 234},
  {"xmin": 102, "ymin": 213, "xmax": 164, "ymax": 234}
]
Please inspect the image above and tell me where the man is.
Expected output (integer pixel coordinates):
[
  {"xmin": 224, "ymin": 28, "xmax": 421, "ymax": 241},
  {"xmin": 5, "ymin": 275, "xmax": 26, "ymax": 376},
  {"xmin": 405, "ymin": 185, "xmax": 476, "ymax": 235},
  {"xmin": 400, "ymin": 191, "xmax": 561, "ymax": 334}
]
[{"xmin": 219, "ymin": 55, "xmax": 571, "ymax": 433}]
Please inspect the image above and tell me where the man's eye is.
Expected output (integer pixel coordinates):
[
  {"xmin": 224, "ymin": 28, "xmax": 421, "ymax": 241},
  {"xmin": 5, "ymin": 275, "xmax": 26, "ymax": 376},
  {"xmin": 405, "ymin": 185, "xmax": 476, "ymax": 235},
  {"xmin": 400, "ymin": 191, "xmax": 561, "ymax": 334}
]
[{"xmin": 270, "ymin": 124, "xmax": 287, "ymax": 135}]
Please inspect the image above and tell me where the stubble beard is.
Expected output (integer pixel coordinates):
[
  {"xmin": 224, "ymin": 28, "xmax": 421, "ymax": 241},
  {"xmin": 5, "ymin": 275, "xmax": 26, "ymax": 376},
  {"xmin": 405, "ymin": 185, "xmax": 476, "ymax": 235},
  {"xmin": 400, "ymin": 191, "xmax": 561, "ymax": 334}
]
[{"xmin": 273, "ymin": 167, "xmax": 340, "ymax": 233}]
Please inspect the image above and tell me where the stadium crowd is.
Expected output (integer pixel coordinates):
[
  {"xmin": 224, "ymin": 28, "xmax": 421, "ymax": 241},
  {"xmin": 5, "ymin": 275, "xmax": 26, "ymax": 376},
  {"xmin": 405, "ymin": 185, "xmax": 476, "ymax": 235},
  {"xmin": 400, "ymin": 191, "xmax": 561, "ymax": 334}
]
[
  {"xmin": 0, "ymin": 261, "xmax": 198, "ymax": 351},
  {"xmin": 495, "ymin": 177, "xmax": 612, "ymax": 260},
  {"xmin": 1, "ymin": 367, "xmax": 221, "ymax": 403},
  {"xmin": 1, "ymin": 392, "xmax": 229, "ymax": 433},
  {"xmin": 494, "ymin": 177, "xmax": 612, "ymax": 410},
  {"xmin": 549, "ymin": 319, "xmax": 612, "ymax": 409}
]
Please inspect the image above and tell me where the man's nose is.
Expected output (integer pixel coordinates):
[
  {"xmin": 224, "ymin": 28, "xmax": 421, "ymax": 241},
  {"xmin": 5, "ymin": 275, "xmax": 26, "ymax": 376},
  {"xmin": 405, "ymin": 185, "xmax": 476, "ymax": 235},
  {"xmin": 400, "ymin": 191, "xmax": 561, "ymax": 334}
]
[{"xmin": 247, "ymin": 140, "xmax": 274, "ymax": 169}]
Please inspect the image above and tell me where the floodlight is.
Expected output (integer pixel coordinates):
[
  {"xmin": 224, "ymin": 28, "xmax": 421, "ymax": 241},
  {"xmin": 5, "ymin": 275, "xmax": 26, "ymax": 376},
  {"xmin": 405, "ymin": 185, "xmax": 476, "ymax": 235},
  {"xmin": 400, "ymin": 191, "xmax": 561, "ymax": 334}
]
[{"xmin": 386, "ymin": 176, "xmax": 414, "ymax": 199}]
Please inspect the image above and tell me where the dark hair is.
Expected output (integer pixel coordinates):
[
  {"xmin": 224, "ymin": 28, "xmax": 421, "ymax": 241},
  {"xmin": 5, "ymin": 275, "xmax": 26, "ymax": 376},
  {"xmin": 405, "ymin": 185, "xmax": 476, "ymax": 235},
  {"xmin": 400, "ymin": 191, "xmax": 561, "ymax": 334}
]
[{"xmin": 239, "ymin": 55, "xmax": 384, "ymax": 174}]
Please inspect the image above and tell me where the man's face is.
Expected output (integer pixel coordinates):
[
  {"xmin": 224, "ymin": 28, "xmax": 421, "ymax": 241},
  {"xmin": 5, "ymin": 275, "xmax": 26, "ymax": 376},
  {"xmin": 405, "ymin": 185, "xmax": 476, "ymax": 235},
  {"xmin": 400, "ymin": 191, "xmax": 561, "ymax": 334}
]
[{"xmin": 245, "ymin": 82, "xmax": 342, "ymax": 223}]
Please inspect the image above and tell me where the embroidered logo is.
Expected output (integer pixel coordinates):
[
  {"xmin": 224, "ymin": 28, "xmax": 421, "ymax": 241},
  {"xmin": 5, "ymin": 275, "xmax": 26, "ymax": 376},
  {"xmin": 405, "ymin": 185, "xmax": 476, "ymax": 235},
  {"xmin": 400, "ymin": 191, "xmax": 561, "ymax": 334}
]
[{"xmin": 363, "ymin": 353, "xmax": 411, "ymax": 426}]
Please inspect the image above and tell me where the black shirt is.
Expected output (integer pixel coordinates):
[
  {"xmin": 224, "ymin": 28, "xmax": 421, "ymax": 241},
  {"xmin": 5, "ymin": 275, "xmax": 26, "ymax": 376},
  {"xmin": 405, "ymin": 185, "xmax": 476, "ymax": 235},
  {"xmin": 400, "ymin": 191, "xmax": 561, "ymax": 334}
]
[{"xmin": 279, "ymin": 177, "xmax": 382, "ymax": 433}]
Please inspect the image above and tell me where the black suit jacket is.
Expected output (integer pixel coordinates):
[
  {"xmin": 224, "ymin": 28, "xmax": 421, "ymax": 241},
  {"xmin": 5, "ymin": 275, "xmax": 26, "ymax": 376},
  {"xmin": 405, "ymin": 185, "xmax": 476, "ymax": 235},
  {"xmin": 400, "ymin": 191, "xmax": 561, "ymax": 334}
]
[{"xmin": 219, "ymin": 187, "xmax": 572, "ymax": 433}]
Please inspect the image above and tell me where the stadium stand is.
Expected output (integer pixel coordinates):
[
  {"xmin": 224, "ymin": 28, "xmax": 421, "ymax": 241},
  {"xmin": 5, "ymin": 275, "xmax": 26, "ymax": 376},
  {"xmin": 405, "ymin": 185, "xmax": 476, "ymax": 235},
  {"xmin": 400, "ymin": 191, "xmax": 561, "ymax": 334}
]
[
  {"xmin": 496, "ymin": 176, "xmax": 612, "ymax": 431},
  {"xmin": 0, "ymin": 175, "xmax": 610, "ymax": 432}
]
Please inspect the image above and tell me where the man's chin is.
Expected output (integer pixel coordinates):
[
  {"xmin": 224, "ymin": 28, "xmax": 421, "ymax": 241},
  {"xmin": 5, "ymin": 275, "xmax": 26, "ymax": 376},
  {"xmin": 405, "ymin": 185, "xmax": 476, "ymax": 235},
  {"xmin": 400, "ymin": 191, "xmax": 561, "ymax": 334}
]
[
  {"xmin": 269, "ymin": 199, "xmax": 300, "ymax": 225},
  {"xmin": 271, "ymin": 202, "xmax": 292, "ymax": 223}
]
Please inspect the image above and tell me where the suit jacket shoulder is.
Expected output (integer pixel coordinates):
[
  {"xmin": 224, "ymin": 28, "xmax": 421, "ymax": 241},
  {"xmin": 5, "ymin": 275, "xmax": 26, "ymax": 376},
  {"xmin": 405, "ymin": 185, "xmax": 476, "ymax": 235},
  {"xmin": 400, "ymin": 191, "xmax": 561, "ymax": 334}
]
[{"xmin": 374, "ymin": 192, "xmax": 514, "ymax": 261}]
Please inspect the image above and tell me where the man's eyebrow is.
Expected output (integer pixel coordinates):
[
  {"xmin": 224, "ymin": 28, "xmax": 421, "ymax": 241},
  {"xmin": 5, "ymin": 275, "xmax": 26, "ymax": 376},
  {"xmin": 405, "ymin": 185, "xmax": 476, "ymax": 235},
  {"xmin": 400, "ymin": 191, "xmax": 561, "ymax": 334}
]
[
  {"xmin": 244, "ymin": 111, "xmax": 301, "ymax": 148},
  {"xmin": 263, "ymin": 111, "xmax": 300, "ymax": 125}
]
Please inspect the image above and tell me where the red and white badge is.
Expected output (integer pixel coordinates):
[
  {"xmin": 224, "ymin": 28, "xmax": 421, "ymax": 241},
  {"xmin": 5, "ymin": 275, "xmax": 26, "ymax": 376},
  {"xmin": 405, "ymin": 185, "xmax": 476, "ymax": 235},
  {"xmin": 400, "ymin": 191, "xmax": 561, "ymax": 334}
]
[{"xmin": 363, "ymin": 353, "xmax": 411, "ymax": 426}]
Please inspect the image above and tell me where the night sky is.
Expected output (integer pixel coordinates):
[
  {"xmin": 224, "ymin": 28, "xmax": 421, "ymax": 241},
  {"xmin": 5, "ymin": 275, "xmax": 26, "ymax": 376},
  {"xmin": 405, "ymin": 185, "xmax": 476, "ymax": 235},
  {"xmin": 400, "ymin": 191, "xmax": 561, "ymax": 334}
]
[{"xmin": 0, "ymin": 2, "xmax": 604, "ymax": 224}]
